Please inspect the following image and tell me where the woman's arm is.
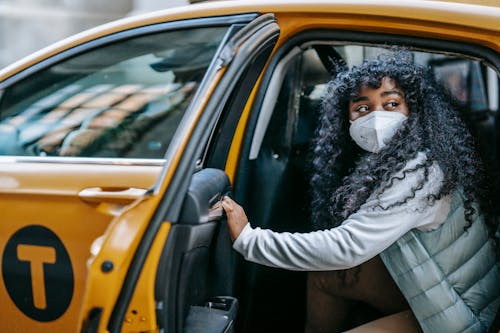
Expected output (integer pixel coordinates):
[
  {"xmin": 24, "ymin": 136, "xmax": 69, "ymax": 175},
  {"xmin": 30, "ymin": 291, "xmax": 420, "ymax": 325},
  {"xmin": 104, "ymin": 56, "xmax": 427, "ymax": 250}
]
[
  {"xmin": 228, "ymin": 195, "xmax": 449, "ymax": 271},
  {"xmin": 223, "ymin": 155, "xmax": 450, "ymax": 271}
]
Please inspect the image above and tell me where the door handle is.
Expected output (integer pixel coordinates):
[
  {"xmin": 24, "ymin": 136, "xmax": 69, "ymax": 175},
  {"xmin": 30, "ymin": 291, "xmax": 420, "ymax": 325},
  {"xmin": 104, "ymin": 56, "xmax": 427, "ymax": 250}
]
[{"xmin": 78, "ymin": 187, "xmax": 147, "ymax": 205}]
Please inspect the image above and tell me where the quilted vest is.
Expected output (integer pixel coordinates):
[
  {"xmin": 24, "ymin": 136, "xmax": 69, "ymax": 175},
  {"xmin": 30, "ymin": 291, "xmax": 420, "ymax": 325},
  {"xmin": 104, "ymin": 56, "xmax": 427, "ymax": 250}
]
[{"xmin": 380, "ymin": 192, "xmax": 500, "ymax": 333}]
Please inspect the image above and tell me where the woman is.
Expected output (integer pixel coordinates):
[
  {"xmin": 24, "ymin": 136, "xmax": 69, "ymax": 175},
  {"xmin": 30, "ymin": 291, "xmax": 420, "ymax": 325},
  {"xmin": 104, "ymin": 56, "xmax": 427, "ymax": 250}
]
[{"xmin": 222, "ymin": 54, "xmax": 499, "ymax": 333}]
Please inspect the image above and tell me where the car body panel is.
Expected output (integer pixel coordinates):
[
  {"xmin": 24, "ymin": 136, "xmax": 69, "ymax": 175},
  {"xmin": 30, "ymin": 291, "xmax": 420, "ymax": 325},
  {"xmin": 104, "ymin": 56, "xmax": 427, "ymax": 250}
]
[
  {"xmin": 78, "ymin": 195, "xmax": 167, "ymax": 333},
  {"xmin": 0, "ymin": 160, "xmax": 161, "ymax": 332},
  {"xmin": 121, "ymin": 222, "xmax": 171, "ymax": 332}
]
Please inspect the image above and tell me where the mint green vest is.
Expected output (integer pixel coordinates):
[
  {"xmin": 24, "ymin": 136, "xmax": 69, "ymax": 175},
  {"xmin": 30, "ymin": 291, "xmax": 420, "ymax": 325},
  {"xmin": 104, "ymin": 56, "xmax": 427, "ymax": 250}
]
[{"xmin": 381, "ymin": 192, "xmax": 499, "ymax": 333}]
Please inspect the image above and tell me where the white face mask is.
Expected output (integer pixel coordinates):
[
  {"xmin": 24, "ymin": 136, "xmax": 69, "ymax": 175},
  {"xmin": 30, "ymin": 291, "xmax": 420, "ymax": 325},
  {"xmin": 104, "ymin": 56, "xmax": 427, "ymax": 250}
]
[{"xmin": 349, "ymin": 111, "xmax": 407, "ymax": 153}]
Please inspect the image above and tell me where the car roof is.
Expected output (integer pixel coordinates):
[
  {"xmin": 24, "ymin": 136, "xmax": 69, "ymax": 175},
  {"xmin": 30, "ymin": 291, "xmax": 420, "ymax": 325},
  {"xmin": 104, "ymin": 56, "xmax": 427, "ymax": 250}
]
[
  {"xmin": 427, "ymin": 0, "xmax": 500, "ymax": 7},
  {"xmin": 2, "ymin": 0, "xmax": 500, "ymax": 81}
]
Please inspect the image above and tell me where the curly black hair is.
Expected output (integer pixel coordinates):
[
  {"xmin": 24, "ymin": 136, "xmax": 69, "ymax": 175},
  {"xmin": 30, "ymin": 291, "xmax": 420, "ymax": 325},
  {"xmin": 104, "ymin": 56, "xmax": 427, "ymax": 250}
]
[{"xmin": 310, "ymin": 52, "xmax": 496, "ymax": 235}]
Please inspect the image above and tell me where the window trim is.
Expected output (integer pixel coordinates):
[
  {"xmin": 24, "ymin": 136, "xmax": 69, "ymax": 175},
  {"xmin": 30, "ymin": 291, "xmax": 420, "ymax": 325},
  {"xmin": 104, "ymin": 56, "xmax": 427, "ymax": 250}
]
[
  {"xmin": 249, "ymin": 45, "xmax": 301, "ymax": 159},
  {"xmin": 0, "ymin": 156, "xmax": 166, "ymax": 166}
]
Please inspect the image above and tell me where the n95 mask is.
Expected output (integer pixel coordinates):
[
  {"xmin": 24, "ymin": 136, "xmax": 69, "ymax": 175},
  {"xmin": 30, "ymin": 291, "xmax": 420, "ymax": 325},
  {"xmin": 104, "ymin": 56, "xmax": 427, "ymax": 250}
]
[{"xmin": 349, "ymin": 111, "xmax": 407, "ymax": 153}]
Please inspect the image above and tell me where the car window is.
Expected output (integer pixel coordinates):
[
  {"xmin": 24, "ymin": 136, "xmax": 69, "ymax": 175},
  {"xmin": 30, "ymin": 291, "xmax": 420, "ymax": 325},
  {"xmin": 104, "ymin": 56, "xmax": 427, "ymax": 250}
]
[{"xmin": 0, "ymin": 26, "xmax": 227, "ymax": 159}]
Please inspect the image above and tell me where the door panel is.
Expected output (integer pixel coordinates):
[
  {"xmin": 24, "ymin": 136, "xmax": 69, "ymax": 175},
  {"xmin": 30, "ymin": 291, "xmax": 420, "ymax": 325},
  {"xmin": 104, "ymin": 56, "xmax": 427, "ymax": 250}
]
[
  {"xmin": 0, "ymin": 161, "xmax": 161, "ymax": 332},
  {"xmin": 155, "ymin": 168, "xmax": 231, "ymax": 333},
  {"xmin": 92, "ymin": 14, "xmax": 279, "ymax": 333}
]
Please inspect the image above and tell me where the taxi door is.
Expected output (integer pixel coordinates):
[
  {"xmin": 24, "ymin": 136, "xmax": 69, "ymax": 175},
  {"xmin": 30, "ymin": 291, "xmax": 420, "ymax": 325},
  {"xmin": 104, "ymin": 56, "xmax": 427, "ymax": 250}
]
[
  {"xmin": 0, "ymin": 13, "xmax": 279, "ymax": 333},
  {"xmin": 87, "ymin": 14, "xmax": 279, "ymax": 333}
]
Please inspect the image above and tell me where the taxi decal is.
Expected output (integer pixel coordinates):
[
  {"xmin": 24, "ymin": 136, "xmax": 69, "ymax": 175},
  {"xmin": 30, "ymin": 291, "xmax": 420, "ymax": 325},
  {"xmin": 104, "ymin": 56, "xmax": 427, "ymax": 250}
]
[{"xmin": 2, "ymin": 225, "xmax": 74, "ymax": 322}]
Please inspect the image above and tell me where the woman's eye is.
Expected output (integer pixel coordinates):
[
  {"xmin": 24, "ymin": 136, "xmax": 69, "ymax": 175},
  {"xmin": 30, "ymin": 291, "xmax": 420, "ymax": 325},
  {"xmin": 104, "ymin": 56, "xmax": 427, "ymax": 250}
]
[
  {"xmin": 356, "ymin": 105, "xmax": 369, "ymax": 113},
  {"xmin": 385, "ymin": 101, "xmax": 399, "ymax": 109}
]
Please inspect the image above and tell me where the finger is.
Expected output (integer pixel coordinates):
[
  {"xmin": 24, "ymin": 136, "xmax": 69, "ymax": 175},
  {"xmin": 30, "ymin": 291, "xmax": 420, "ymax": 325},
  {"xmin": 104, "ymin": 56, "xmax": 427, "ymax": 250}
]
[{"xmin": 221, "ymin": 200, "xmax": 233, "ymax": 212}]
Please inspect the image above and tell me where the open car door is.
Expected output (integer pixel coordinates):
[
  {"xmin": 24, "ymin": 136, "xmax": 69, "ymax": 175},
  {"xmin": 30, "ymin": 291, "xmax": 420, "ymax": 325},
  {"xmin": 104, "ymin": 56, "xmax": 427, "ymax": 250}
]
[{"xmin": 77, "ymin": 14, "xmax": 279, "ymax": 333}]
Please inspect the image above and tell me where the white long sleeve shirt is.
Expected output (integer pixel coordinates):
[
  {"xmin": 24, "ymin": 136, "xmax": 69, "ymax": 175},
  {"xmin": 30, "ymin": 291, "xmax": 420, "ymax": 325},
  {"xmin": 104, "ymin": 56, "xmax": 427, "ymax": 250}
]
[{"xmin": 233, "ymin": 152, "xmax": 451, "ymax": 271}]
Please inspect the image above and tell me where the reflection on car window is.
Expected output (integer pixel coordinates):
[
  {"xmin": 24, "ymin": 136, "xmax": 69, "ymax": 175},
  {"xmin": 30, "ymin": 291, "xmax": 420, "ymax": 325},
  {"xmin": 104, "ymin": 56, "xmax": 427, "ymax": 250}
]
[{"xmin": 0, "ymin": 26, "xmax": 227, "ymax": 158}]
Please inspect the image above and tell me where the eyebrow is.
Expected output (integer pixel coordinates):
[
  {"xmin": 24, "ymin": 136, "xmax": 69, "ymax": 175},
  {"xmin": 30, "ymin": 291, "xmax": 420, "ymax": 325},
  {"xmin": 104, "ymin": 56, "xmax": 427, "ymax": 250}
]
[
  {"xmin": 381, "ymin": 90, "xmax": 404, "ymax": 98},
  {"xmin": 350, "ymin": 90, "xmax": 403, "ymax": 103},
  {"xmin": 350, "ymin": 96, "xmax": 369, "ymax": 103}
]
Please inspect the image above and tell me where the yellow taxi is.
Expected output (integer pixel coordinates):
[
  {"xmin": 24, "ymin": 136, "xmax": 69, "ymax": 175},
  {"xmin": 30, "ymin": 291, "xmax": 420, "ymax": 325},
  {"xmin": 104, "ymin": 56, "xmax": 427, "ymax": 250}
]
[{"xmin": 0, "ymin": 0, "xmax": 499, "ymax": 332}]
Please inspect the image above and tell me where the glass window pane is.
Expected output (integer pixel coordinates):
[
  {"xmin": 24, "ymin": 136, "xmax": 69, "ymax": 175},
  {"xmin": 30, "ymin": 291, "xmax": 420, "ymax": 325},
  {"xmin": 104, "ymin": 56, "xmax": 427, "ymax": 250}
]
[{"xmin": 0, "ymin": 26, "xmax": 227, "ymax": 158}]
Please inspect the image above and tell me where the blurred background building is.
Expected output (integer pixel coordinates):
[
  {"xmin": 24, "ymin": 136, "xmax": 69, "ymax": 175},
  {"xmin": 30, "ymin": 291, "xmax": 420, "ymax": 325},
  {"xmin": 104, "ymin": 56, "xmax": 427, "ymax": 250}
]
[{"xmin": 0, "ymin": 0, "xmax": 209, "ymax": 68}]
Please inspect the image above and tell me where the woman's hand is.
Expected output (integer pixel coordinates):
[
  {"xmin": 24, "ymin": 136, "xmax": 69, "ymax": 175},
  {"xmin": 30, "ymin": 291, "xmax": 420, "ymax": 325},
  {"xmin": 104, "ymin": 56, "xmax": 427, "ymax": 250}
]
[{"xmin": 221, "ymin": 196, "xmax": 249, "ymax": 242}]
